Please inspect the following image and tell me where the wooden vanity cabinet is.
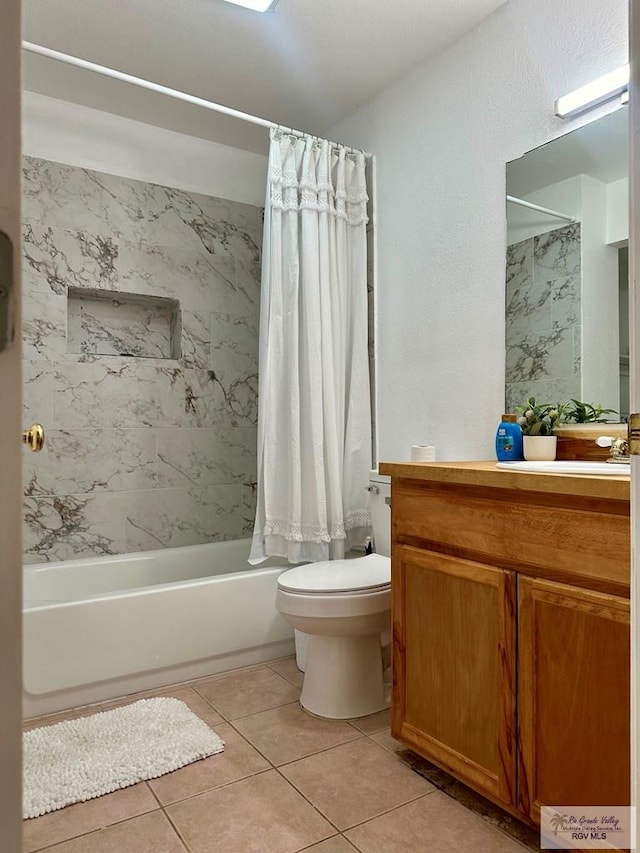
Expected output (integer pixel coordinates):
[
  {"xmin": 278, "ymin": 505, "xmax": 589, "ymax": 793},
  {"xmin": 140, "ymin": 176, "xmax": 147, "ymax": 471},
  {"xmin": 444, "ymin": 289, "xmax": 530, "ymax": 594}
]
[
  {"xmin": 384, "ymin": 464, "xmax": 630, "ymax": 827},
  {"xmin": 517, "ymin": 577, "xmax": 630, "ymax": 823},
  {"xmin": 393, "ymin": 545, "xmax": 516, "ymax": 805}
]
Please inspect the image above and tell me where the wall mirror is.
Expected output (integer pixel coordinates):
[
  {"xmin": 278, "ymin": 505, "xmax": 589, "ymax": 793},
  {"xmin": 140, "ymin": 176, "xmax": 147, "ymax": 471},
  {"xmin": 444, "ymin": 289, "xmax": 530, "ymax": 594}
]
[{"xmin": 505, "ymin": 106, "xmax": 629, "ymax": 420}]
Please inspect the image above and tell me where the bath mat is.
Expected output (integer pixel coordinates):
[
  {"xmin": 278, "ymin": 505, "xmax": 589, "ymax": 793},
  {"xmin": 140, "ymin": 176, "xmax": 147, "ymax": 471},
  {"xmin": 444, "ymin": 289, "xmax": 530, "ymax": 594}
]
[{"xmin": 23, "ymin": 697, "xmax": 225, "ymax": 819}]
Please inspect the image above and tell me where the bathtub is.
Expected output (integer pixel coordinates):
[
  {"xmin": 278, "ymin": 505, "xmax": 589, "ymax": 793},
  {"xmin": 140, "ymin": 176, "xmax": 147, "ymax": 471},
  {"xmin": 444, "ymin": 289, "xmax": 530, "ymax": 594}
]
[{"xmin": 23, "ymin": 539, "xmax": 294, "ymax": 718}]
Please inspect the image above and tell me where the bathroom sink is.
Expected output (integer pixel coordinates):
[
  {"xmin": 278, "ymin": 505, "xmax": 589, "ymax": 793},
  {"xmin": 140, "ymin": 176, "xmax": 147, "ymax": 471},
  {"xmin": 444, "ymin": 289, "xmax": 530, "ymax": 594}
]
[{"xmin": 496, "ymin": 460, "xmax": 630, "ymax": 476}]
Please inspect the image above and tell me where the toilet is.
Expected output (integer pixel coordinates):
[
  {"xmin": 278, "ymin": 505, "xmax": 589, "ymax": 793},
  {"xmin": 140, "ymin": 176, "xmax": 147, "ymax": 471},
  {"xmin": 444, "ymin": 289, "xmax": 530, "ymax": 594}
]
[{"xmin": 275, "ymin": 471, "xmax": 391, "ymax": 719}]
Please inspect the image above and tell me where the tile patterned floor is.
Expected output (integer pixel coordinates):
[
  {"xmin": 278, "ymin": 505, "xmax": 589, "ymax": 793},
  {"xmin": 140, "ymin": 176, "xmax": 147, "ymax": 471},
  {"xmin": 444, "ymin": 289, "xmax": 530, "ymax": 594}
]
[{"xmin": 23, "ymin": 658, "xmax": 537, "ymax": 852}]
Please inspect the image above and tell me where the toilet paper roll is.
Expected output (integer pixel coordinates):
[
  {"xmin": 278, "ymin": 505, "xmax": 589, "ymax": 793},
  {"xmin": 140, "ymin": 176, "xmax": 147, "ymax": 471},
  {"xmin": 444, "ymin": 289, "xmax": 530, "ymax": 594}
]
[{"xmin": 410, "ymin": 445, "xmax": 436, "ymax": 462}]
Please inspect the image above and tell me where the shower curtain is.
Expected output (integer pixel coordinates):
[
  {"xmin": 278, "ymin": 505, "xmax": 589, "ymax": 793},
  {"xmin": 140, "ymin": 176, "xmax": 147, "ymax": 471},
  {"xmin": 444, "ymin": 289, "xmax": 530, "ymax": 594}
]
[{"xmin": 249, "ymin": 128, "xmax": 372, "ymax": 565}]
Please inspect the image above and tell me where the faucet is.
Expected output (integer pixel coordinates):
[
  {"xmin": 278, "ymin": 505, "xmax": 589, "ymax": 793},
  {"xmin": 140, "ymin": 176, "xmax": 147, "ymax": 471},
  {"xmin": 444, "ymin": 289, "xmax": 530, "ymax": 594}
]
[{"xmin": 595, "ymin": 435, "xmax": 630, "ymax": 463}]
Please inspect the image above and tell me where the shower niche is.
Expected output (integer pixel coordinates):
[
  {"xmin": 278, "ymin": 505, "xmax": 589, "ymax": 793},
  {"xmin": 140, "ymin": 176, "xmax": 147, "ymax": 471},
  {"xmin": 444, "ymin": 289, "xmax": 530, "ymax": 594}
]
[{"xmin": 67, "ymin": 287, "xmax": 181, "ymax": 360}]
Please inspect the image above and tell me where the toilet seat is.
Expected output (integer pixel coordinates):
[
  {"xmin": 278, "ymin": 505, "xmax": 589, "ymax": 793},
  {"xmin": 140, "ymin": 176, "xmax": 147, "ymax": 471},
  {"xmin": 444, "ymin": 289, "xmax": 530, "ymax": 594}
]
[{"xmin": 277, "ymin": 553, "xmax": 390, "ymax": 595}]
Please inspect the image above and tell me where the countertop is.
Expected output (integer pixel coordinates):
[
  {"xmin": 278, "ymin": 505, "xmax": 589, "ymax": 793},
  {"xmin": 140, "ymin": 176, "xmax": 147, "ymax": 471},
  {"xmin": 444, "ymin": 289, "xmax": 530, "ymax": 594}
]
[{"xmin": 378, "ymin": 460, "xmax": 630, "ymax": 502}]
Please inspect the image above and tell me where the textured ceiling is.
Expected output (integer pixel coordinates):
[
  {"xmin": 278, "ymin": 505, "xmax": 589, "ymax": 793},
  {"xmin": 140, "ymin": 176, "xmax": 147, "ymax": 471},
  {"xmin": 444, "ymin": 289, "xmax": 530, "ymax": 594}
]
[{"xmin": 22, "ymin": 0, "xmax": 508, "ymax": 153}]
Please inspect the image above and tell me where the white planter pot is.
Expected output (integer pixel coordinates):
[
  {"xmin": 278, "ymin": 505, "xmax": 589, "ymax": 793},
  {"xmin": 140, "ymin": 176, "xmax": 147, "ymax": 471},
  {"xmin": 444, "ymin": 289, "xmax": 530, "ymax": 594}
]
[{"xmin": 523, "ymin": 435, "xmax": 557, "ymax": 461}]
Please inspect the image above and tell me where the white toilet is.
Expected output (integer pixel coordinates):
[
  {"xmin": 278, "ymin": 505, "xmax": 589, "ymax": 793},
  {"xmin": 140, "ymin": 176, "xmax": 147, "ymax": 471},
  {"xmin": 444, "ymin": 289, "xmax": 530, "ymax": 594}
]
[{"xmin": 275, "ymin": 471, "xmax": 391, "ymax": 719}]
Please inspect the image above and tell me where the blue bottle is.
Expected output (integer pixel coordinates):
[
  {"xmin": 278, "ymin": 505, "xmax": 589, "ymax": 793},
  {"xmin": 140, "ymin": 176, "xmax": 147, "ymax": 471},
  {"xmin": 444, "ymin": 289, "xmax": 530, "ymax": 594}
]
[{"xmin": 495, "ymin": 414, "xmax": 523, "ymax": 461}]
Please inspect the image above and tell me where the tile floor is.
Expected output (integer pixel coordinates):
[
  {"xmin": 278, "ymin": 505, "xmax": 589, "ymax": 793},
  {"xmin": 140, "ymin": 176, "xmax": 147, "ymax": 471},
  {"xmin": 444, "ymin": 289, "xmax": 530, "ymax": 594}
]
[{"xmin": 23, "ymin": 657, "xmax": 538, "ymax": 852}]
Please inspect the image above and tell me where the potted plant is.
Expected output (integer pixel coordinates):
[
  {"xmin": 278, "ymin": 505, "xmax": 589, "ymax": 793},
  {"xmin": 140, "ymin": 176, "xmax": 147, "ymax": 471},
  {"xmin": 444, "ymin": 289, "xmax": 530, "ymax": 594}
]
[
  {"xmin": 564, "ymin": 399, "xmax": 618, "ymax": 424},
  {"xmin": 516, "ymin": 398, "xmax": 566, "ymax": 461},
  {"xmin": 552, "ymin": 399, "xmax": 622, "ymax": 460}
]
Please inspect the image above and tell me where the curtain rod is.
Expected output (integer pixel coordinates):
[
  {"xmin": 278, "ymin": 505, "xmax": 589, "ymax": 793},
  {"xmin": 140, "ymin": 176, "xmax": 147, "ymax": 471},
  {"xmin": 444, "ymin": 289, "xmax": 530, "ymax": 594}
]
[
  {"xmin": 506, "ymin": 194, "xmax": 577, "ymax": 223},
  {"xmin": 22, "ymin": 41, "xmax": 373, "ymax": 160}
]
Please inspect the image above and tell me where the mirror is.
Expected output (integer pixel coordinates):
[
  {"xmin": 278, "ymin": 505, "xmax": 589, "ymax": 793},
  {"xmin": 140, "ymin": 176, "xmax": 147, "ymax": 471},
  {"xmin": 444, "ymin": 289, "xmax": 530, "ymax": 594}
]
[{"xmin": 505, "ymin": 106, "xmax": 629, "ymax": 420}]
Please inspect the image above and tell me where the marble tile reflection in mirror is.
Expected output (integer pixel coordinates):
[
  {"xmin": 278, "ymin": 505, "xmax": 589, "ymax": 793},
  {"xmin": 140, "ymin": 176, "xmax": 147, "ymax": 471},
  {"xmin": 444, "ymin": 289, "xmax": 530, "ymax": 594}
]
[{"xmin": 505, "ymin": 107, "xmax": 628, "ymax": 419}]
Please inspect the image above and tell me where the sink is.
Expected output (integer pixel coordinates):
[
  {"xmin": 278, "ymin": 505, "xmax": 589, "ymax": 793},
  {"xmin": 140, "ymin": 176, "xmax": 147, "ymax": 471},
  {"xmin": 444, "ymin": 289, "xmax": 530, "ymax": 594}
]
[{"xmin": 496, "ymin": 460, "xmax": 630, "ymax": 476}]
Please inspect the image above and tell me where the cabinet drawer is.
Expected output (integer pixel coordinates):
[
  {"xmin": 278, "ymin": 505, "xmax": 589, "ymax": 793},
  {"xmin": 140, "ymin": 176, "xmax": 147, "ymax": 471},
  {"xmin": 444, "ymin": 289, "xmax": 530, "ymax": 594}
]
[{"xmin": 392, "ymin": 479, "xmax": 629, "ymax": 594}]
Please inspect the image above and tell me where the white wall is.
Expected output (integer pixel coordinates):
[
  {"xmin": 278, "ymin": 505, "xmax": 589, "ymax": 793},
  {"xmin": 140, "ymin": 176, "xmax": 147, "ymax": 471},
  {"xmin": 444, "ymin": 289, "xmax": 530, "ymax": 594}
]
[
  {"xmin": 330, "ymin": 0, "xmax": 628, "ymax": 462},
  {"xmin": 607, "ymin": 177, "xmax": 629, "ymax": 245},
  {"xmin": 580, "ymin": 175, "xmax": 620, "ymax": 409},
  {"xmin": 23, "ymin": 91, "xmax": 268, "ymax": 205}
]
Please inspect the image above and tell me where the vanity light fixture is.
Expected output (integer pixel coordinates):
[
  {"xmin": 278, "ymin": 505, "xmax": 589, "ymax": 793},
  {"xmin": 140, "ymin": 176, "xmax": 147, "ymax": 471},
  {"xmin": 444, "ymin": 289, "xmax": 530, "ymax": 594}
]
[
  {"xmin": 555, "ymin": 64, "xmax": 629, "ymax": 119},
  {"xmin": 221, "ymin": 0, "xmax": 278, "ymax": 10}
]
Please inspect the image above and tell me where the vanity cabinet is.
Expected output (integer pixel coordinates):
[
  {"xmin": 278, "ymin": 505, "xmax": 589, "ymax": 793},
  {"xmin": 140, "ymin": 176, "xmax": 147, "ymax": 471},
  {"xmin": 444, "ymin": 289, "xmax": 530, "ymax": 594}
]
[
  {"xmin": 394, "ymin": 545, "xmax": 516, "ymax": 805},
  {"xmin": 517, "ymin": 577, "xmax": 630, "ymax": 823},
  {"xmin": 382, "ymin": 462, "xmax": 630, "ymax": 828}
]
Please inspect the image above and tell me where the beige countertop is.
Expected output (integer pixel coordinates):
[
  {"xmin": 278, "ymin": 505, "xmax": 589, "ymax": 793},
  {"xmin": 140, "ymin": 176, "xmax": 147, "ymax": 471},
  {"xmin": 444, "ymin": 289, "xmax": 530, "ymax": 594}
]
[{"xmin": 378, "ymin": 460, "xmax": 630, "ymax": 502}]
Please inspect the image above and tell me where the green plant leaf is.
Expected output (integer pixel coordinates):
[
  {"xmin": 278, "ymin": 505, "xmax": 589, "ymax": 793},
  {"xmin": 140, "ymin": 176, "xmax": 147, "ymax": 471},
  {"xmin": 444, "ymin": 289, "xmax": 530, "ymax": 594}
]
[{"xmin": 566, "ymin": 399, "xmax": 618, "ymax": 423}]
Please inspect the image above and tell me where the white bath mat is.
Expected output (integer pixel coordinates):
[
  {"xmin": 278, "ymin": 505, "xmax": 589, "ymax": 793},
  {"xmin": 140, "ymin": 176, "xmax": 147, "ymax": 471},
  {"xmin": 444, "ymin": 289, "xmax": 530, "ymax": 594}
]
[{"xmin": 23, "ymin": 697, "xmax": 225, "ymax": 819}]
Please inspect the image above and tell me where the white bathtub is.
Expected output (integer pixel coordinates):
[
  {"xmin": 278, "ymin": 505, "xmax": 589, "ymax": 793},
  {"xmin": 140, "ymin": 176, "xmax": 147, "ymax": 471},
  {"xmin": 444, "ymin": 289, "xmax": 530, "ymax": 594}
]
[{"xmin": 23, "ymin": 539, "xmax": 294, "ymax": 718}]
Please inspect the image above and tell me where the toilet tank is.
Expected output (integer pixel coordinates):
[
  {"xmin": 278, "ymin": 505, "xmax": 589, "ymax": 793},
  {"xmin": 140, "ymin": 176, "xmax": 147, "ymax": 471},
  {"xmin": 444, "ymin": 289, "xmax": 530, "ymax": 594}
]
[{"xmin": 369, "ymin": 470, "xmax": 391, "ymax": 557}]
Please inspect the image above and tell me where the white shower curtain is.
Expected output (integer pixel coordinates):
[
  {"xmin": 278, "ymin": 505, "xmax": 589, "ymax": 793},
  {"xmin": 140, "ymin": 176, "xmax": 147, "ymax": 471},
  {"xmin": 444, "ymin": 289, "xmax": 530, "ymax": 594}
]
[{"xmin": 249, "ymin": 128, "xmax": 372, "ymax": 565}]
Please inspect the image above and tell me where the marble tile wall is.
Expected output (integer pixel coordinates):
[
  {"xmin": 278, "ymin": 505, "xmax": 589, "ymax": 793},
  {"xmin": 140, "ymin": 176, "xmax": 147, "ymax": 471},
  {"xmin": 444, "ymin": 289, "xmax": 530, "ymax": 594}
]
[
  {"xmin": 22, "ymin": 156, "xmax": 262, "ymax": 563},
  {"xmin": 505, "ymin": 223, "xmax": 581, "ymax": 413}
]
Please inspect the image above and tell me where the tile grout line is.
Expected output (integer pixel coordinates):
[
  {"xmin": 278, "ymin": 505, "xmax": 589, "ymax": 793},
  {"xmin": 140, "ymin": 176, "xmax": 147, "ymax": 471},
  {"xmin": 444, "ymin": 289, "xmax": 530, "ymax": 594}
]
[
  {"xmin": 272, "ymin": 764, "xmax": 343, "ymax": 835},
  {"xmin": 143, "ymin": 718, "xmax": 380, "ymax": 811},
  {"xmin": 221, "ymin": 699, "xmax": 375, "ymax": 769},
  {"xmin": 152, "ymin": 767, "xmax": 276, "ymax": 809},
  {"xmin": 295, "ymin": 832, "xmax": 359, "ymax": 853},
  {"xmin": 276, "ymin": 753, "xmax": 438, "ymax": 841},
  {"xmin": 269, "ymin": 730, "xmax": 368, "ymax": 771},
  {"xmin": 265, "ymin": 661, "xmax": 305, "ymax": 685},
  {"xmin": 154, "ymin": 766, "xmax": 346, "ymax": 853},
  {"xmin": 24, "ymin": 798, "xmax": 161, "ymax": 853},
  {"xmin": 273, "ymin": 732, "xmax": 442, "ymax": 838},
  {"xmin": 158, "ymin": 800, "xmax": 195, "ymax": 853},
  {"xmin": 141, "ymin": 729, "xmax": 390, "ymax": 813},
  {"xmin": 145, "ymin": 781, "xmax": 193, "ymax": 852},
  {"xmin": 193, "ymin": 693, "xmax": 301, "ymax": 724},
  {"xmin": 346, "ymin": 791, "xmax": 439, "ymax": 836}
]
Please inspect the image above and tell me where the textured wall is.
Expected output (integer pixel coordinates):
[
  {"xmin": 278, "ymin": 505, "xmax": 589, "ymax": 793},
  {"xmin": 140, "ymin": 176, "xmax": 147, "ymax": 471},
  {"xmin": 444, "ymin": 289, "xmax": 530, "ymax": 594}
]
[
  {"xmin": 329, "ymin": 0, "xmax": 628, "ymax": 462},
  {"xmin": 22, "ymin": 156, "xmax": 262, "ymax": 563}
]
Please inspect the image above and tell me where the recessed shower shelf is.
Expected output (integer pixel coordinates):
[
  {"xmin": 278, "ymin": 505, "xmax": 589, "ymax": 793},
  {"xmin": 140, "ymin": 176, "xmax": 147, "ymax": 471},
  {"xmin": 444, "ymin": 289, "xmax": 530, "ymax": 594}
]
[{"xmin": 67, "ymin": 287, "xmax": 181, "ymax": 360}]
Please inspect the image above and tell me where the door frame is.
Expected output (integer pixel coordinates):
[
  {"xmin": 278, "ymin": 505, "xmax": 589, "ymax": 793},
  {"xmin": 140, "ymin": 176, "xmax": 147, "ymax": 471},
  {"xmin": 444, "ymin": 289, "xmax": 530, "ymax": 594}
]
[
  {"xmin": 631, "ymin": 2, "xmax": 640, "ymax": 845},
  {"xmin": 0, "ymin": 0, "xmax": 24, "ymax": 849}
]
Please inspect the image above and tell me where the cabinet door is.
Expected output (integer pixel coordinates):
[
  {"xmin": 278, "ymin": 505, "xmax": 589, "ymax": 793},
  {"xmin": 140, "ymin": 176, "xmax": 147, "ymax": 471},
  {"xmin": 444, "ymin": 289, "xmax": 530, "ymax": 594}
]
[
  {"xmin": 518, "ymin": 576, "xmax": 630, "ymax": 824},
  {"xmin": 392, "ymin": 545, "xmax": 516, "ymax": 806}
]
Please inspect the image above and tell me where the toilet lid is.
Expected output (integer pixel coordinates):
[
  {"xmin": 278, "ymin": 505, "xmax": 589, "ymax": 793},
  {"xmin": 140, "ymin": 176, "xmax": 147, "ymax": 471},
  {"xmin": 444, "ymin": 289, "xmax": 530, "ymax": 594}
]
[{"xmin": 277, "ymin": 553, "xmax": 391, "ymax": 594}]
